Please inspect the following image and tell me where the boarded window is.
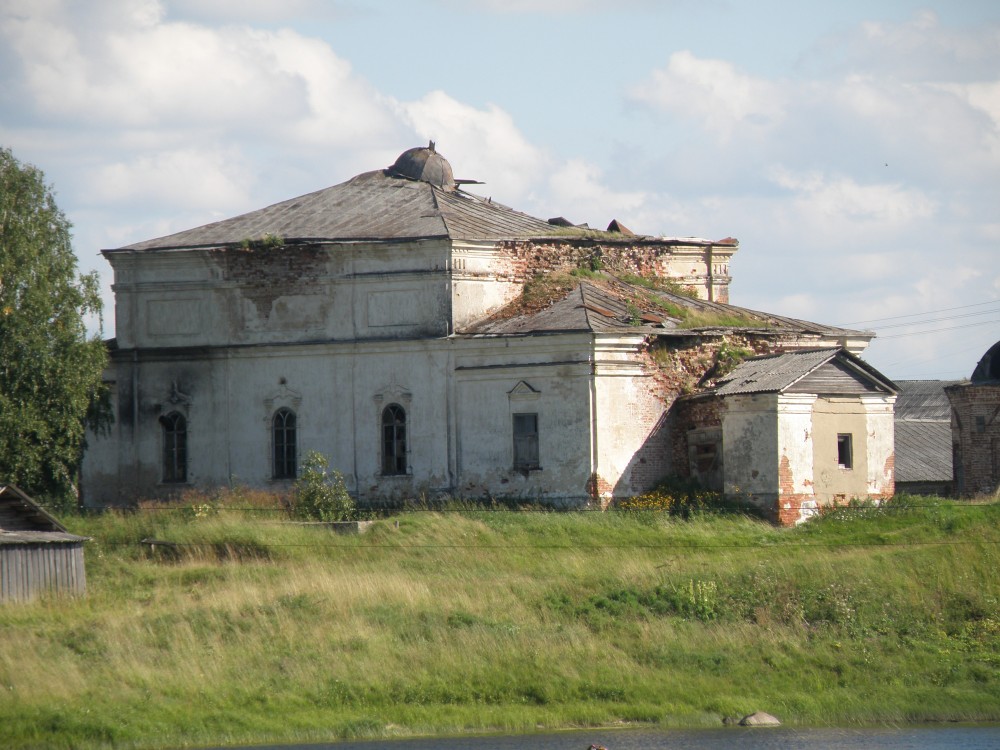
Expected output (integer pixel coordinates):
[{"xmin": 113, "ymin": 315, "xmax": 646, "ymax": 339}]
[
  {"xmin": 272, "ymin": 408, "xmax": 297, "ymax": 479},
  {"xmin": 381, "ymin": 404, "xmax": 407, "ymax": 475},
  {"xmin": 837, "ymin": 433, "xmax": 853, "ymax": 470},
  {"xmin": 161, "ymin": 412, "xmax": 187, "ymax": 483},
  {"xmin": 513, "ymin": 413, "xmax": 539, "ymax": 470}
]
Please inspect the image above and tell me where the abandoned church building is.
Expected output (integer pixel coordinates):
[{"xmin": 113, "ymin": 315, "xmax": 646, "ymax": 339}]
[{"xmin": 82, "ymin": 144, "xmax": 897, "ymax": 524}]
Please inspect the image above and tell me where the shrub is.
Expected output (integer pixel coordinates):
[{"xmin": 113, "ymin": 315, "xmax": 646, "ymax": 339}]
[{"xmin": 291, "ymin": 452, "xmax": 356, "ymax": 521}]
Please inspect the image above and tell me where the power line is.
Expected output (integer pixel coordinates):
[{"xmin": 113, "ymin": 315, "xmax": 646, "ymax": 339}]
[
  {"xmin": 94, "ymin": 538, "xmax": 999, "ymax": 551},
  {"xmin": 873, "ymin": 308, "xmax": 999, "ymax": 331},
  {"xmin": 877, "ymin": 318, "xmax": 999, "ymax": 339},
  {"xmin": 837, "ymin": 299, "xmax": 1000, "ymax": 327}
]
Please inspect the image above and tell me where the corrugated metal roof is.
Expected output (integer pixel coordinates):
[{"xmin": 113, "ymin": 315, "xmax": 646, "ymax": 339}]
[
  {"xmin": 894, "ymin": 420, "xmax": 953, "ymax": 483},
  {"xmin": 114, "ymin": 170, "xmax": 561, "ymax": 252},
  {"xmin": 713, "ymin": 348, "xmax": 896, "ymax": 396},
  {"xmin": 894, "ymin": 380, "xmax": 960, "ymax": 421},
  {"xmin": 714, "ymin": 349, "xmax": 841, "ymax": 394}
]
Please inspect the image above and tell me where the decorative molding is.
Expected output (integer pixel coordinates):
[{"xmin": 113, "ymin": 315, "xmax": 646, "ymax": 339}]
[
  {"xmin": 508, "ymin": 380, "xmax": 540, "ymax": 402},
  {"xmin": 158, "ymin": 380, "xmax": 192, "ymax": 416},
  {"xmin": 264, "ymin": 382, "xmax": 302, "ymax": 414},
  {"xmin": 373, "ymin": 379, "xmax": 412, "ymax": 407}
]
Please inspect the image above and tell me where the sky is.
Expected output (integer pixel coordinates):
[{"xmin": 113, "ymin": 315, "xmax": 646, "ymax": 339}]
[{"xmin": 1, "ymin": 0, "xmax": 998, "ymax": 381}]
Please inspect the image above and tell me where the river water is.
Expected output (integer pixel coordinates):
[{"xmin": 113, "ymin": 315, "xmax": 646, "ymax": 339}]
[{"xmin": 213, "ymin": 725, "xmax": 1000, "ymax": 750}]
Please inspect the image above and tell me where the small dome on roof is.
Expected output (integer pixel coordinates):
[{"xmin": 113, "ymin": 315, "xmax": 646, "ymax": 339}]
[
  {"xmin": 388, "ymin": 141, "xmax": 455, "ymax": 190},
  {"xmin": 971, "ymin": 340, "xmax": 1000, "ymax": 383}
]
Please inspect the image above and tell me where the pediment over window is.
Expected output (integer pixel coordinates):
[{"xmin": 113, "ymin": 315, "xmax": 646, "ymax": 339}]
[
  {"xmin": 155, "ymin": 379, "xmax": 192, "ymax": 415},
  {"xmin": 265, "ymin": 382, "xmax": 302, "ymax": 412},
  {"xmin": 373, "ymin": 380, "xmax": 412, "ymax": 407},
  {"xmin": 508, "ymin": 380, "xmax": 540, "ymax": 401}
]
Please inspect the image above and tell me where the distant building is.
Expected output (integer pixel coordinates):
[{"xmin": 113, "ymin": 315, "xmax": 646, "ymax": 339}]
[
  {"xmin": 893, "ymin": 380, "xmax": 958, "ymax": 496},
  {"xmin": 946, "ymin": 340, "xmax": 1000, "ymax": 497},
  {"xmin": 0, "ymin": 485, "xmax": 87, "ymax": 602},
  {"xmin": 82, "ymin": 144, "xmax": 885, "ymax": 524}
]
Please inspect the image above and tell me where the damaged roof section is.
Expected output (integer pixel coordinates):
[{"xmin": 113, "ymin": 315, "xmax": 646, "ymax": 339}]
[{"xmin": 464, "ymin": 272, "xmax": 872, "ymax": 346}]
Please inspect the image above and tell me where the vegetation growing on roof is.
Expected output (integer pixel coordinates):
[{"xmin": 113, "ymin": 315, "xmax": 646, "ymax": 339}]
[
  {"xmin": 480, "ymin": 267, "xmax": 772, "ymax": 332},
  {"xmin": 712, "ymin": 338, "xmax": 756, "ymax": 378},
  {"xmin": 618, "ymin": 271, "xmax": 697, "ymax": 299},
  {"xmin": 646, "ymin": 336, "xmax": 771, "ymax": 396},
  {"xmin": 238, "ymin": 233, "xmax": 285, "ymax": 250},
  {"xmin": 677, "ymin": 309, "xmax": 770, "ymax": 330}
]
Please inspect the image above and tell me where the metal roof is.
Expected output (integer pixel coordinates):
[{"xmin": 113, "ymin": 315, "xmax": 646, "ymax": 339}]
[
  {"xmin": 463, "ymin": 277, "xmax": 873, "ymax": 345},
  {"xmin": 894, "ymin": 420, "xmax": 953, "ymax": 483},
  {"xmin": 467, "ymin": 281, "xmax": 676, "ymax": 335},
  {"xmin": 113, "ymin": 169, "xmax": 561, "ymax": 252},
  {"xmin": 713, "ymin": 348, "xmax": 895, "ymax": 395},
  {"xmin": 894, "ymin": 380, "xmax": 960, "ymax": 421},
  {"xmin": 972, "ymin": 339, "xmax": 1000, "ymax": 383}
]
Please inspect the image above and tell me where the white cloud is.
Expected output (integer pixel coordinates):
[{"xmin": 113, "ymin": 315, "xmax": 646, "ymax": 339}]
[
  {"xmin": 768, "ymin": 168, "xmax": 937, "ymax": 226},
  {"xmin": 447, "ymin": 0, "xmax": 652, "ymax": 12},
  {"xmin": 628, "ymin": 51, "xmax": 787, "ymax": 142},
  {"xmin": 835, "ymin": 10, "xmax": 1000, "ymax": 81},
  {"xmin": 400, "ymin": 90, "xmax": 549, "ymax": 201},
  {"xmin": 545, "ymin": 159, "xmax": 649, "ymax": 229},
  {"xmin": 89, "ymin": 147, "xmax": 256, "ymax": 211},
  {"xmin": 1, "ymin": 0, "xmax": 399, "ymax": 144}
]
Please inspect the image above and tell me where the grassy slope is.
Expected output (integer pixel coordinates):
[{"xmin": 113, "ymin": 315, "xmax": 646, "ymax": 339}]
[{"xmin": 1, "ymin": 498, "xmax": 998, "ymax": 749}]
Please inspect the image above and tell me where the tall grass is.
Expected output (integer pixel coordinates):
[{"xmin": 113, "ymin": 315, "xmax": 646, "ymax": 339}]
[{"xmin": 1, "ymin": 494, "xmax": 997, "ymax": 749}]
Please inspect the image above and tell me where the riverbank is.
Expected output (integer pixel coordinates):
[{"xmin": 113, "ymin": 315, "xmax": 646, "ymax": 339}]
[{"xmin": 1, "ymin": 494, "xmax": 997, "ymax": 749}]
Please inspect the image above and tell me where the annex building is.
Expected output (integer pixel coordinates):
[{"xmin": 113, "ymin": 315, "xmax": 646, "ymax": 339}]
[{"xmin": 82, "ymin": 144, "xmax": 896, "ymax": 523}]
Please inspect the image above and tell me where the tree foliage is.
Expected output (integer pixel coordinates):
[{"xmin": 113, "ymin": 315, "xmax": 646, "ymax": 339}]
[{"xmin": 0, "ymin": 147, "xmax": 108, "ymax": 504}]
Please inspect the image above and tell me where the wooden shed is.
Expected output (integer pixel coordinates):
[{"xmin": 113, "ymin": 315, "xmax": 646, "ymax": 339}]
[{"xmin": 0, "ymin": 485, "xmax": 88, "ymax": 602}]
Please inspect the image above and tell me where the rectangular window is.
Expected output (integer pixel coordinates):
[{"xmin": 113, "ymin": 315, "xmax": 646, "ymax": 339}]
[
  {"xmin": 513, "ymin": 413, "xmax": 539, "ymax": 471},
  {"xmin": 837, "ymin": 433, "xmax": 853, "ymax": 470}
]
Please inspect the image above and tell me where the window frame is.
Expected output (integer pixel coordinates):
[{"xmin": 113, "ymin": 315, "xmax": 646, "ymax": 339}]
[
  {"xmin": 272, "ymin": 407, "xmax": 297, "ymax": 480},
  {"xmin": 837, "ymin": 433, "xmax": 854, "ymax": 470},
  {"xmin": 512, "ymin": 412, "xmax": 540, "ymax": 471},
  {"xmin": 161, "ymin": 411, "xmax": 188, "ymax": 484},
  {"xmin": 381, "ymin": 403, "xmax": 408, "ymax": 476}
]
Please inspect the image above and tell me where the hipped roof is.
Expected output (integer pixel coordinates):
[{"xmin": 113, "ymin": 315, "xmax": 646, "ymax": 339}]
[{"xmin": 114, "ymin": 169, "xmax": 567, "ymax": 251}]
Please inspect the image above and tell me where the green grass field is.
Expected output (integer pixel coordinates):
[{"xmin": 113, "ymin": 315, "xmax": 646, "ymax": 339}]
[{"xmin": 1, "ymin": 493, "xmax": 998, "ymax": 749}]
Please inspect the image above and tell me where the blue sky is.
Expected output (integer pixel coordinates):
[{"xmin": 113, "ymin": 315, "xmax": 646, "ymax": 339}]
[{"xmin": 1, "ymin": 0, "xmax": 998, "ymax": 379}]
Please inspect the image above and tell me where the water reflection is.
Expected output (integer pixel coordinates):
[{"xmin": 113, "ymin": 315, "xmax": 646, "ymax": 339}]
[{"xmin": 213, "ymin": 725, "xmax": 1000, "ymax": 750}]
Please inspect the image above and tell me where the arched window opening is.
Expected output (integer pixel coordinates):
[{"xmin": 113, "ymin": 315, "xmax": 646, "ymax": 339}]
[
  {"xmin": 160, "ymin": 412, "xmax": 187, "ymax": 483},
  {"xmin": 272, "ymin": 408, "xmax": 297, "ymax": 479},
  {"xmin": 381, "ymin": 404, "xmax": 407, "ymax": 475}
]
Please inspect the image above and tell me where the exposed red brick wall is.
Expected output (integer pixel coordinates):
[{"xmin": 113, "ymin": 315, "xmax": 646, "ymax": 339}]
[
  {"xmin": 586, "ymin": 473, "xmax": 614, "ymax": 508},
  {"xmin": 212, "ymin": 245, "xmax": 328, "ymax": 320},
  {"xmin": 493, "ymin": 239, "xmax": 729, "ymax": 299},
  {"xmin": 946, "ymin": 382, "xmax": 1000, "ymax": 497}
]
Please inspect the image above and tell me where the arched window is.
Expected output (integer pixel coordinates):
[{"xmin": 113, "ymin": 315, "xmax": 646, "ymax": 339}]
[
  {"xmin": 272, "ymin": 408, "xmax": 297, "ymax": 479},
  {"xmin": 381, "ymin": 403, "xmax": 407, "ymax": 475},
  {"xmin": 160, "ymin": 412, "xmax": 187, "ymax": 483}
]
